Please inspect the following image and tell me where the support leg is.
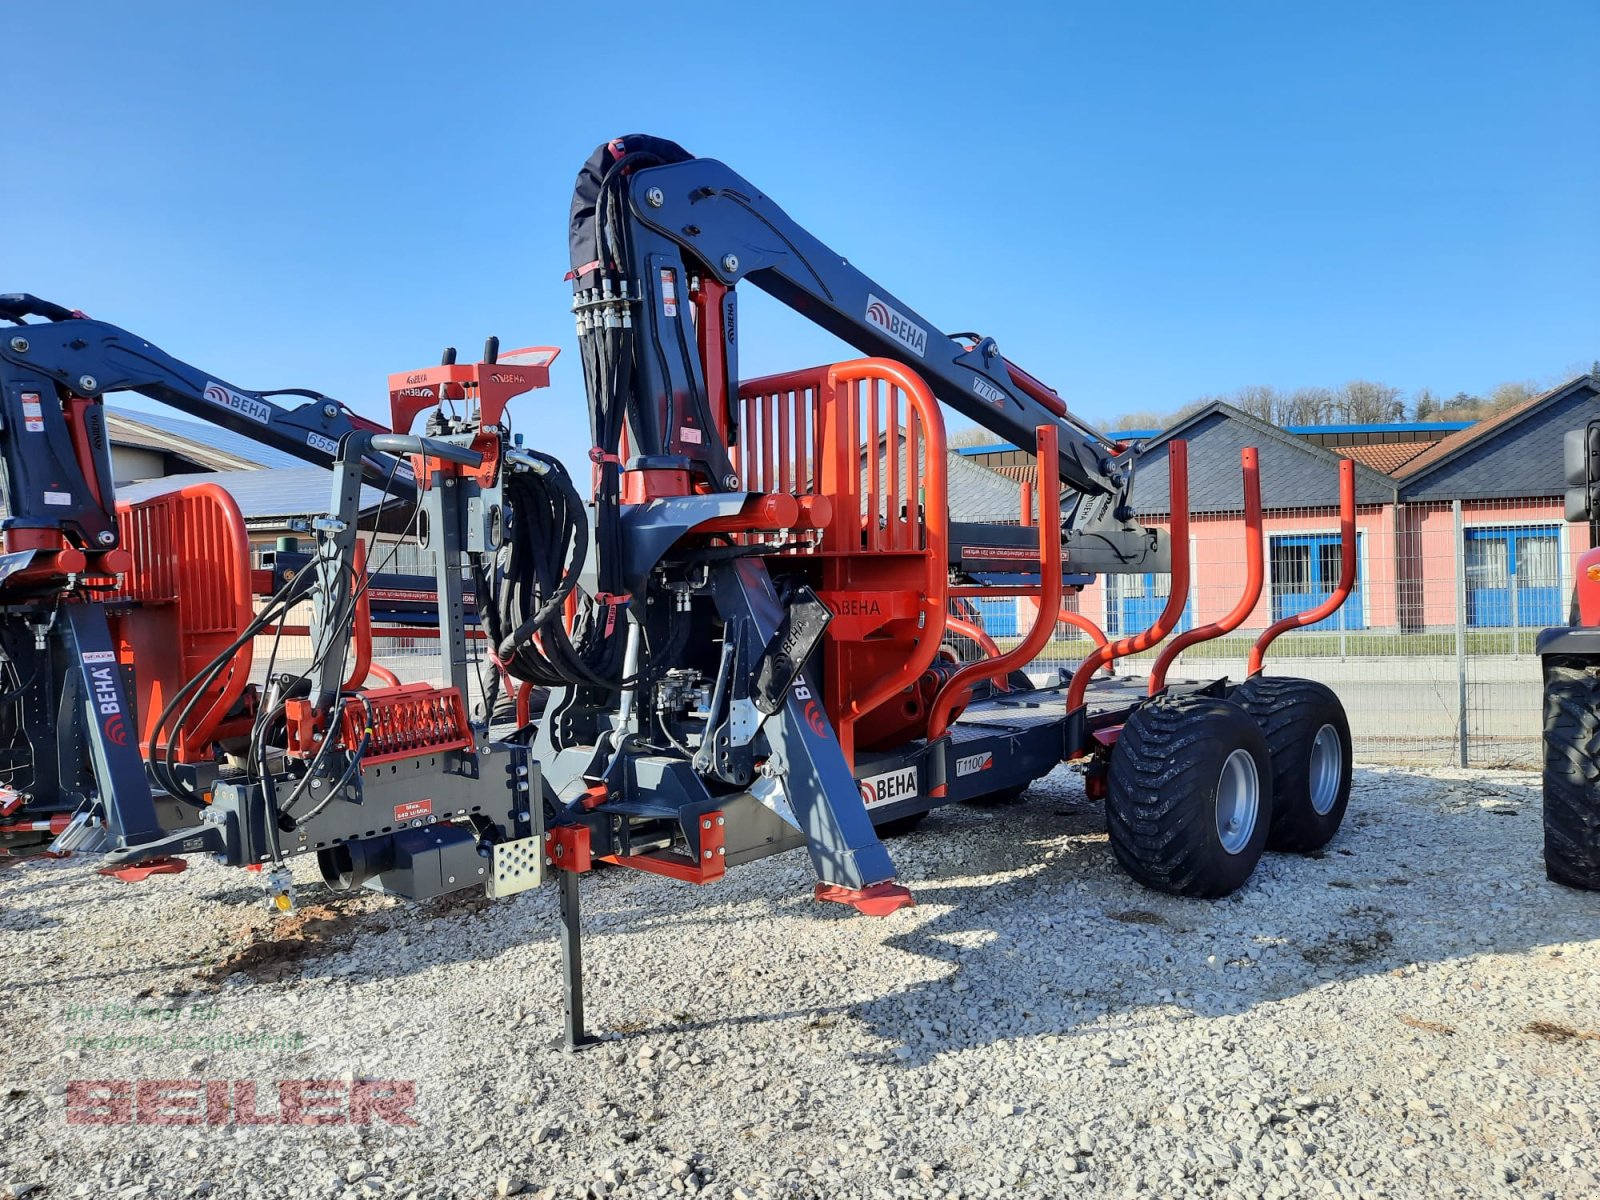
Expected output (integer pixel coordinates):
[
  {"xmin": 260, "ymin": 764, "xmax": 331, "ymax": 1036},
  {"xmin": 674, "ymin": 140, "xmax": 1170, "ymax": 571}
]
[{"xmin": 555, "ymin": 867, "xmax": 599, "ymax": 1052}]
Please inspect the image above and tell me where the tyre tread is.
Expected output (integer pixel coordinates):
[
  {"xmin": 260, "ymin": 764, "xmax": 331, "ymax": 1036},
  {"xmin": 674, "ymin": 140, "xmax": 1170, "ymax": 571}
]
[
  {"xmin": 1106, "ymin": 694, "xmax": 1272, "ymax": 898},
  {"xmin": 1542, "ymin": 658, "xmax": 1600, "ymax": 890}
]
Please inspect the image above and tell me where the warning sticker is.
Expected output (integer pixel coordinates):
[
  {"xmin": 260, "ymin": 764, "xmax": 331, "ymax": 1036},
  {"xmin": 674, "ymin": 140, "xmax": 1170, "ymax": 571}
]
[
  {"xmin": 81, "ymin": 650, "xmax": 117, "ymax": 664},
  {"xmin": 660, "ymin": 268, "xmax": 678, "ymax": 318},
  {"xmin": 394, "ymin": 799, "xmax": 434, "ymax": 823},
  {"xmin": 43, "ymin": 491, "xmax": 72, "ymax": 506},
  {"xmin": 680, "ymin": 426, "xmax": 703, "ymax": 445},
  {"xmin": 22, "ymin": 393, "xmax": 44, "ymax": 433}
]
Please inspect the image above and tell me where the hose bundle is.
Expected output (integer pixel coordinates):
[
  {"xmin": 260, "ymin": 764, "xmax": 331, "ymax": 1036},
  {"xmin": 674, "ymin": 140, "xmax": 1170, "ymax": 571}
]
[{"xmin": 474, "ymin": 450, "xmax": 614, "ymax": 691}]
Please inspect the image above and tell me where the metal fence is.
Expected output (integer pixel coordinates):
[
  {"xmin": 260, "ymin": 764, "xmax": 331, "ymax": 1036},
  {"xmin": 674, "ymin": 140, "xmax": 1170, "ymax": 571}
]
[
  {"xmin": 249, "ymin": 498, "xmax": 1584, "ymax": 769},
  {"xmin": 977, "ymin": 496, "xmax": 1587, "ymax": 769}
]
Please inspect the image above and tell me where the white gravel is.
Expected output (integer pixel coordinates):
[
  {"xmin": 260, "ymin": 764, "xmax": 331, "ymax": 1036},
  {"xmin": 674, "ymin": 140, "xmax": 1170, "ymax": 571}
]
[{"xmin": 2, "ymin": 762, "xmax": 1597, "ymax": 1200}]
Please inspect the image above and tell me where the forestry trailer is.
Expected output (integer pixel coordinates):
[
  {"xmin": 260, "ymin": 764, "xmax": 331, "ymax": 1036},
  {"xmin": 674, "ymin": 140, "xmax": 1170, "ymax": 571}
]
[{"xmin": 0, "ymin": 135, "xmax": 1356, "ymax": 1043}]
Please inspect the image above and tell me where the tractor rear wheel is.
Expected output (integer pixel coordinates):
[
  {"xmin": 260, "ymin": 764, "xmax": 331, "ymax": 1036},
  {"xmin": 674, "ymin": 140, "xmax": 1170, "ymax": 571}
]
[
  {"xmin": 1230, "ymin": 676, "xmax": 1352, "ymax": 853},
  {"xmin": 1541, "ymin": 657, "xmax": 1600, "ymax": 891},
  {"xmin": 1106, "ymin": 694, "xmax": 1273, "ymax": 897}
]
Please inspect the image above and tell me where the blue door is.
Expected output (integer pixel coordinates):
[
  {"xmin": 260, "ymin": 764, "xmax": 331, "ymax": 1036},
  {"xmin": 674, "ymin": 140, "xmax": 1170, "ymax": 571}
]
[
  {"xmin": 1106, "ymin": 571, "xmax": 1193, "ymax": 638},
  {"xmin": 1269, "ymin": 533, "xmax": 1364, "ymax": 631},
  {"xmin": 1464, "ymin": 526, "xmax": 1561, "ymax": 628}
]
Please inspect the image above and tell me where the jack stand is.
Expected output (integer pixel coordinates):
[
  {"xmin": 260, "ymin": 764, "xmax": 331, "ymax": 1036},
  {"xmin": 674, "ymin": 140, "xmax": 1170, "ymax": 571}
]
[{"xmin": 554, "ymin": 867, "xmax": 600, "ymax": 1052}]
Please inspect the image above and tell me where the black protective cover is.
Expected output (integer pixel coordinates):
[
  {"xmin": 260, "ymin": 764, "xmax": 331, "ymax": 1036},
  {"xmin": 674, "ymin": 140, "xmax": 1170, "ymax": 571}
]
[{"xmin": 568, "ymin": 135, "xmax": 693, "ymax": 287}]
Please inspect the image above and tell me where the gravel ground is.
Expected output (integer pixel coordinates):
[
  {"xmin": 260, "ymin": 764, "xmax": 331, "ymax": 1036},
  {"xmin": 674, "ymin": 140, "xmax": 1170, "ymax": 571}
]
[{"xmin": 2, "ymin": 762, "xmax": 1597, "ymax": 1200}]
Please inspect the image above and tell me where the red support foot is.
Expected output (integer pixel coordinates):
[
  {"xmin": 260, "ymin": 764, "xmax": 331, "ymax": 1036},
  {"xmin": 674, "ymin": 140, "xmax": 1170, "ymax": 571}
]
[
  {"xmin": 814, "ymin": 881, "xmax": 916, "ymax": 917},
  {"xmin": 98, "ymin": 857, "xmax": 188, "ymax": 883}
]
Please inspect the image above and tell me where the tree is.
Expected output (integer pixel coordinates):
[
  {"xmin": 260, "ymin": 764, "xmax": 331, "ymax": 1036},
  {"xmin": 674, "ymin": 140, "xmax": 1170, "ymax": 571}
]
[
  {"xmin": 1488, "ymin": 380, "xmax": 1538, "ymax": 412},
  {"xmin": 1412, "ymin": 387, "xmax": 1441, "ymax": 420},
  {"xmin": 1436, "ymin": 391, "xmax": 1491, "ymax": 421},
  {"xmin": 1283, "ymin": 387, "xmax": 1335, "ymax": 425},
  {"xmin": 1335, "ymin": 380, "xmax": 1405, "ymax": 424},
  {"xmin": 1231, "ymin": 384, "xmax": 1281, "ymax": 423},
  {"xmin": 948, "ymin": 426, "xmax": 1000, "ymax": 448},
  {"xmin": 1107, "ymin": 412, "xmax": 1171, "ymax": 435}
]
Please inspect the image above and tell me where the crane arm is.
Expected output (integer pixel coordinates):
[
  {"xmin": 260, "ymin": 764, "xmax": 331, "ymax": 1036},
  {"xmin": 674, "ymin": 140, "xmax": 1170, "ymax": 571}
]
[
  {"xmin": 0, "ymin": 294, "xmax": 408, "ymax": 550},
  {"xmin": 568, "ymin": 138, "xmax": 1129, "ymax": 505}
]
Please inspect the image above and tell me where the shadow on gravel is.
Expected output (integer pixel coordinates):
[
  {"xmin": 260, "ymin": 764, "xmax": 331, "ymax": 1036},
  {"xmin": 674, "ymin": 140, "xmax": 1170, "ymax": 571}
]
[
  {"xmin": 11, "ymin": 763, "xmax": 1589, "ymax": 1063},
  {"xmin": 833, "ymin": 765, "xmax": 1595, "ymax": 1065}
]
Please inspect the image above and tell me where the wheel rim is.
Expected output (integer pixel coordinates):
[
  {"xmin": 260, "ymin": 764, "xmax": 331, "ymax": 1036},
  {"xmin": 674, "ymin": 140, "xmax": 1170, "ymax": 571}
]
[
  {"xmin": 1216, "ymin": 748, "xmax": 1260, "ymax": 855},
  {"xmin": 1309, "ymin": 723, "xmax": 1342, "ymax": 816}
]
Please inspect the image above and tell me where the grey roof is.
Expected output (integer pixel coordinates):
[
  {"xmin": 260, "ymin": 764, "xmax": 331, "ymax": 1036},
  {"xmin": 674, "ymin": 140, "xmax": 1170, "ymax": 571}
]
[
  {"xmin": 1125, "ymin": 402, "xmax": 1396, "ymax": 515},
  {"xmin": 1397, "ymin": 375, "xmax": 1600, "ymax": 501},
  {"xmin": 115, "ymin": 467, "xmax": 403, "ymax": 524},
  {"xmin": 109, "ymin": 407, "xmax": 305, "ymax": 470},
  {"xmin": 863, "ymin": 436, "xmax": 1022, "ymax": 524},
  {"xmin": 946, "ymin": 450, "xmax": 1023, "ymax": 522}
]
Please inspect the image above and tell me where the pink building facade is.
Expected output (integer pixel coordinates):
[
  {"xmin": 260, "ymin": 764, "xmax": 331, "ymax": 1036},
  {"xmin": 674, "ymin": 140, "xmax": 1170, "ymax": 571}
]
[{"xmin": 985, "ymin": 376, "xmax": 1600, "ymax": 641}]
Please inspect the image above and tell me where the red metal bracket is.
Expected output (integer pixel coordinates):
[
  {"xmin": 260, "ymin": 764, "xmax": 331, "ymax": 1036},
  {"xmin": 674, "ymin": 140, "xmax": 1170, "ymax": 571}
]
[
  {"xmin": 815, "ymin": 881, "xmax": 916, "ymax": 916},
  {"xmin": 944, "ymin": 615, "xmax": 1008, "ymax": 692},
  {"xmin": 1066, "ymin": 440, "xmax": 1191, "ymax": 713},
  {"xmin": 387, "ymin": 347, "xmax": 559, "ymax": 437},
  {"xmin": 1149, "ymin": 447, "xmax": 1263, "ymax": 693},
  {"xmin": 605, "ymin": 812, "xmax": 726, "ymax": 884},
  {"xmin": 1058, "ymin": 607, "xmax": 1112, "ymax": 674},
  {"xmin": 545, "ymin": 824, "xmax": 593, "ymax": 874},
  {"xmin": 1248, "ymin": 458, "xmax": 1356, "ymax": 676},
  {"xmin": 98, "ymin": 857, "xmax": 188, "ymax": 883},
  {"xmin": 928, "ymin": 424, "xmax": 1062, "ymax": 740}
]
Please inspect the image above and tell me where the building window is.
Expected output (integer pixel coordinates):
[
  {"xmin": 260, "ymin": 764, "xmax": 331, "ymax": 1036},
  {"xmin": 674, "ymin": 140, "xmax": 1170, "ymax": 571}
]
[
  {"xmin": 1463, "ymin": 525, "xmax": 1561, "ymax": 628},
  {"xmin": 1268, "ymin": 533, "xmax": 1363, "ymax": 630}
]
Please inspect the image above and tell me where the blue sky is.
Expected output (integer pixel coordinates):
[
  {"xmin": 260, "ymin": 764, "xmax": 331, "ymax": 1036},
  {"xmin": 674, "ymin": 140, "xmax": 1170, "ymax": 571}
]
[{"xmin": 4, "ymin": 1, "xmax": 1596, "ymax": 475}]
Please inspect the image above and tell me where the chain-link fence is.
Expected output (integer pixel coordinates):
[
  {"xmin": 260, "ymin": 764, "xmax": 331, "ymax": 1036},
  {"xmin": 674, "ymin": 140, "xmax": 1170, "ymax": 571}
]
[
  {"xmin": 247, "ymin": 498, "xmax": 1584, "ymax": 768},
  {"xmin": 971, "ymin": 496, "xmax": 1588, "ymax": 768}
]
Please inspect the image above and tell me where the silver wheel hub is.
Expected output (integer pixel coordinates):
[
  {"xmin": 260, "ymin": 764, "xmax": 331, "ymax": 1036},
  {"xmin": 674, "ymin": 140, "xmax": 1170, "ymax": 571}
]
[
  {"xmin": 1216, "ymin": 748, "xmax": 1260, "ymax": 855},
  {"xmin": 1309, "ymin": 723, "xmax": 1342, "ymax": 816}
]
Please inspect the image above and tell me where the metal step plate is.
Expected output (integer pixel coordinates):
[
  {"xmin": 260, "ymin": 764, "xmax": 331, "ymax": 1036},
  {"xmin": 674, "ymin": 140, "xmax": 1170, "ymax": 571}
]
[{"xmin": 486, "ymin": 834, "xmax": 545, "ymax": 898}]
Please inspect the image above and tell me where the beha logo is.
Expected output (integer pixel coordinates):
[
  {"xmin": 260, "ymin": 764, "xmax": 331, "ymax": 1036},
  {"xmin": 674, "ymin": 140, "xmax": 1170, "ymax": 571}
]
[{"xmin": 865, "ymin": 294, "xmax": 928, "ymax": 357}]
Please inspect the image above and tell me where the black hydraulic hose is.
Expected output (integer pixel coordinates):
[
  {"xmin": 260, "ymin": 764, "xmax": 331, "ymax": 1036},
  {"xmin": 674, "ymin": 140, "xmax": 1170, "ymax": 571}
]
[
  {"xmin": 494, "ymin": 457, "xmax": 588, "ymax": 662},
  {"xmin": 146, "ymin": 568, "xmax": 316, "ymax": 801}
]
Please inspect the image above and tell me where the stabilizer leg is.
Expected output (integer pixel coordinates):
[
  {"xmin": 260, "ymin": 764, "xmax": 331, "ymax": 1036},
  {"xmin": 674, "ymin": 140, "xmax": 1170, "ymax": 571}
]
[{"xmin": 555, "ymin": 866, "xmax": 600, "ymax": 1053}]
